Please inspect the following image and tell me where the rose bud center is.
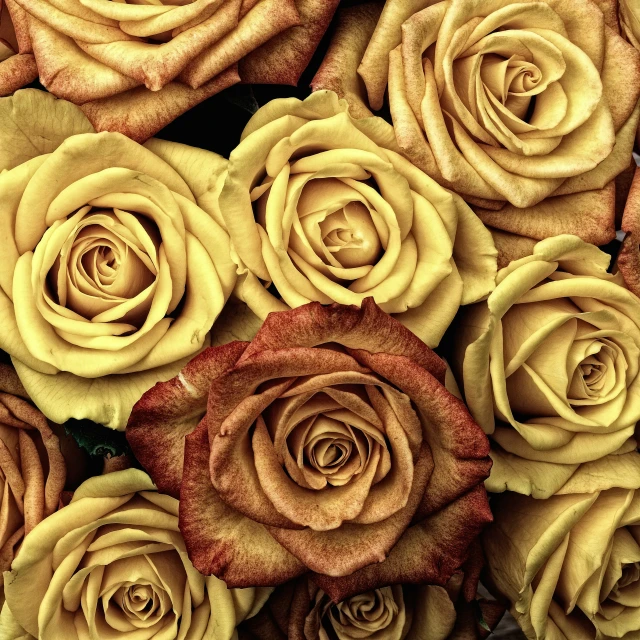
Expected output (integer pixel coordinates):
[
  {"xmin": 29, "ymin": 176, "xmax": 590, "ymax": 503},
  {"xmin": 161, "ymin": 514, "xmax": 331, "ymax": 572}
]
[{"xmin": 328, "ymin": 587, "xmax": 400, "ymax": 638}]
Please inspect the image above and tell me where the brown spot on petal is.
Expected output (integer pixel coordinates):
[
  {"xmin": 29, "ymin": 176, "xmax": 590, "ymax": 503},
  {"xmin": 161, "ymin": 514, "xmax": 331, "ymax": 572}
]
[{"xmin": 81, "ymin": 65, "xmax": 240, "ymax": 143}]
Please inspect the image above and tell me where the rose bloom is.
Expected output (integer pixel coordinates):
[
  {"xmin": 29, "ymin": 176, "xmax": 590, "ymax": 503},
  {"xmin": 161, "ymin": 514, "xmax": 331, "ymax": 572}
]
[
  {"xmin": 5, "ymin": 0, "xmax": 338, "ymax": 141},
  {"xmin": 1, "ymin": 468, "xmax": 272, "ymax": 639},
  {"xmin": 239, "ymin": 544, "xmax": 504, "ymax": 640},
  {"xmin": 0, "ymin": 89, "xmax": 237, "ymax": 430},
  {"xmin": 483, "ymin": 452, "xmax": 640, "ymax": 640},
  {"xmin": 0, "ymin": 364, "xmax": 66, "ymax": 603},
  {"xmin": 312, "ymin": 0, "xmax": 640, "ymax": 246},
  {"xmin": 0, "ymin": 0, "xmax": 37, "ymax": 96},
  {"xmin": 453, "ymin": 234, "xmax": 640, "ymax": 499},
  {"xmin": 617, "ymin": 166, "xmax": 640, "ymax": 298},
  {"xmin": 219, "ymin": 89, "xmax": 497, "ymax": 347},
  {"xmin": 127, "ymin": 299, "xmax": 493, "ymax": 603}
]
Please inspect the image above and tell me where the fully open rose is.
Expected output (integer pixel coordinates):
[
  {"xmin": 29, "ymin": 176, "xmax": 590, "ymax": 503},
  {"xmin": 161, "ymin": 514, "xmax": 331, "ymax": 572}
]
[
  {"xmin": 483, "ymin": 452, "xmax": 640, "ymax": 640},
  {"xmin": 0, "ymin": 364, "xmax": 65, "ymax": 604},
  {"xmin": 6, "ymin": 0, "xmax": 337, "ymax": 141},
  {"xmin": 453, "ymin": 234, "xmax": 640, "ymax": 499},
  {"xmin": 219, "ymin": 90, "xmax": 497, "ymax": 347},
  {"xmin": 0, "ymin": 469, "xmax": 272, "ymax": 639},
  {"xmin": 127, "ymin": 299, "xmax": 492, "ymax": 602},
  {"xmin": 312, "ymin": 0, "xmax": 640, "ymax": 246},
  {"xmin": 0, "ymin": 89, "xmax": 237, "ymax": 429},
  {"xmin": 0, "ymin": 0, "xmax": 37, "ymax": 96},
  {"xmin": 239, "ymin": 544, "xmax": 504, "ymax": 640}
]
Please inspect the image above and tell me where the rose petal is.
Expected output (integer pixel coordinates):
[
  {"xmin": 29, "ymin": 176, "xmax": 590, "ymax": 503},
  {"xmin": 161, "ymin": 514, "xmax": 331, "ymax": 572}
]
[
  {"xmin": 0, "ymin": 53, "xmax": 37, "ymax": 96},
  {"xmin": 617, "ymin": 166, "xmax": 640, "ymax": 297},
  {"xmin": 127, "ymin": 341, "xmax": 248, "ymax": 497}
]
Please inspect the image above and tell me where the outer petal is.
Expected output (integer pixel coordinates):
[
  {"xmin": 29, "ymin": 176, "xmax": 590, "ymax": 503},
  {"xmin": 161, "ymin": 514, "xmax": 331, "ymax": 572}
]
[
  {"xmin": 617, "ymin": 166, "xmax": 640, "ymax": 297},
  {"xmin": 0, "ymin": 53, "xmax": 37, "ymax": 97},
  {"xmin": 0, "ymin": 88, "xmax": 93, "ymax": 171},
  {"xmin": 240, "ymin": 0, "xmax": 340, "ymax": 86},
  {"xmin": 179, "ymin": 421, "xmax": 306, "ymax": 586},
  {"xmin": 126, "ymin": 341, "xmax": 248, "ymax": 497},
  {"xmin": 80, "ymin": 65, "xmax": 240, "ymax": 143},
  {"xmin": 310, "ymin": 4, "xmax": 381, "ymax": 118}
]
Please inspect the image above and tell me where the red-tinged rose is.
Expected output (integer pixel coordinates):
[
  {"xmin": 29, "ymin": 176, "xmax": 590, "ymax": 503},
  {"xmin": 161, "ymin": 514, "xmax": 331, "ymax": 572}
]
[
  {"xmin": 0, "ymin": 0, "xmax": 37, "ymax": 96},
  {"xmin": 127, "ymin": 299, "xmax": 492, "ymax": 601}
]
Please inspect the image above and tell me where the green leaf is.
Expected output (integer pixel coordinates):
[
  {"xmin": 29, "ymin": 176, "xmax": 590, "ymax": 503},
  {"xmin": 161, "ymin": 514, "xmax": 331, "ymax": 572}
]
[{"xmin": 64, "ymin": 419, "xmax": 131, "ymax": 458}]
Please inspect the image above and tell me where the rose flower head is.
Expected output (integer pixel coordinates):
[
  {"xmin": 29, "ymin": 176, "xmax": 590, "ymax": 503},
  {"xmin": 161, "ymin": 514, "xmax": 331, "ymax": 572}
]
[
  {"xmin": 0, "ymin": 89, "xmax": 238, "ymax": 430},
  {"xmin": 453, "ymin": 234, "xmax": 640, "ymax": 498},
  {"xmin": 0, "ymin": 0, "xmax": 37, "ymax": 96},
  {"xmin": 313, "ymin": 0, "xmax": 640, "ymax": 245},
  {"xmin": 1, "ymin": 468, "xmax": 272, "ymax": 639},
  {"xmin": 0, "ymin": 364, "xmax": 66, "ymax": 604},
  {"xmin": 239, "ymin": 542, "xmax": 504, "ymax": 640},
  {"xmin": 483, "ymin": 452, "xmax": 640, "ymax": 640},
  {"xmin": 6, "ymin": 0, "xmax": 339, "ymax": 141},
  {"xmin": 218, "ymin": 89, "xmax": 497, "ymax": 347},
  {"xmin": 127, "ymin": 299, "xmax": 493, "ymax": 603}
]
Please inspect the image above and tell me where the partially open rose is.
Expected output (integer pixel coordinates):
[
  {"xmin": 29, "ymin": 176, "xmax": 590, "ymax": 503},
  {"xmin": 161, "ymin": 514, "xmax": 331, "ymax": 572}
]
[
  {"xmin": 127, "ymin": 299, "xmax": 492, "ymax": 602},
  {"xmin": 0, "ymin": 89, "xmax": 237, "ymax": 429},
  {"xmin": 0, "ymin": 0, "xmax": 37, "ymax": 96},
  {"xmin": 484, "ymin": 453, "xmax": 640, "ymax": 640},
  {"xmin": 1, "ymin": 469, "xmax": 272, "ymax": 639},
  {"xmin": 454, "ymin": 234, "xmax": 640, "ymax": 498},
  {"xmin": 239, "ymin": 545, "xmax": 504, "ymax": 640},
  {"xmin": 0, "ymin": 364, "xmax": 65, "ymax": 604},
  {"xmin": 313, "ymin": 1, "xmax": 640, "ymax": 245},
  {"xmin": 219, "ymin": 90, "xmax": 497, "ymax": 347},
  {"xmin": 9, "ymin": 0, "xmax": 338, "ymax": 141}
]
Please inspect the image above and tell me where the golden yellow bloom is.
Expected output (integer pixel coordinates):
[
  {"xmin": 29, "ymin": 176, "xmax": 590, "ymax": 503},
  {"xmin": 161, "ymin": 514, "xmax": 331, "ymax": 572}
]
[
  {"xmin": 219, "ymin": 90, "xmax": 497, "ymax": 346},
  {"xmin": 313, "ymin": 0, "xmax": 640, "ymax": 245},
  {"xmin": 454, "ymin": 234, "xmax": 640, "ymax": 498},
  {"xmin": 1, "ymin": 469, "xmax": 272, "ymax": 639},
  {"xmin": 0, "ymin": 89, "xmax": 237, "ymax": 429},
  {"xmin": 484, "ymin": 453, "xmax": 640, "ymax": 640}
]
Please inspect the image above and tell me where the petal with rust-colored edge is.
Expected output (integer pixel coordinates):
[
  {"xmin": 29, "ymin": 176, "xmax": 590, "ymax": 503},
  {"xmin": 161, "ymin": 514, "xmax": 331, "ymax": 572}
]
[
  {"xmin": 312, "ymin": 483, "xmax": 492, "ymax": 602},
  {"xmin": 241, "ymin": 0, "xmax": 340, "ymax": 86},
  {"xmin": 180, "ymin": 420, "xmax": 306, "ymax": 586},
  {"xmin": 240, "ymin": 299, "xmax": 446, "ymax": 382},
  {"xmin": 127, "ymin": 341, "xmax": 247, "ymax": 498},
  {"xmin": 267, "ymin": 441, "xmax": 431, "ymax": 578},
  {"xmin": 207, "ymin": 349, "xmax": 369, "ymax": 529},
  {"xmin": 474, "ymin": 183, "xmax": 616, "ymax": 245},
  {"xmin": 81, "ymin": 65, "xmax": 240, "ymax": 143},
  {"xmin": 4, "ymin": 0, "xmax": 30, "ymax": 52},
  {"xmin": 489, "ymin": 229, "xmax": 537, "ymax": 270},
  {"xmin": 179, "ymin": 0, "xmax": 299, "ymax": 89},
  {"xmin": 348, "ymin": 349, "xmax": 491, "ymax": 516},
  {"xmin": 0, "ymin": 53, "xmax": 36, "ymax": 96},
  {"xmin": 310, "ymin": 4, "xmax": 381, "ymax": 118},
  {"xmin": 617, "ymin": 166, "xmax": 640, "ymax": 297},
  {"xmin": 28, "ymin": 17, "xmax": 140, "ymax": 103}
]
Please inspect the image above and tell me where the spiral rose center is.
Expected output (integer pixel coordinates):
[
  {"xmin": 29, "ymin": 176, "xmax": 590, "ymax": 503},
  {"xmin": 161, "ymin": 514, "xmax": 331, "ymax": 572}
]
[
  {"xmin": 568, "ymin": 340, "xmax": 619, "ymax": 402},
  {"xmin": 329, "ymin": 588, "xmax": 399, "ymax": 636}
]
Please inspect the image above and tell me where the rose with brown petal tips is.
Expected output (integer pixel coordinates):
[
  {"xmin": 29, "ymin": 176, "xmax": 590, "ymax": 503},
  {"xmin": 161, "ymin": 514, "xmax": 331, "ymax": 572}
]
[
  {"xmin": 312, "ymin": 0, "xmax": 640, "ymax": 246},
  {"xmin": 127, "ymin": 299, "xmax": 493, "ymax": 601},
  {"xmin": 0, "ymin": 364, "xmax": 66, "ymax": 604},
  {"xmin": 0, "ymin": 0, "xmax": 37, "ymax": 96},
  {"xmin": 8, "ymin": 0, "xmax": 338, "ymax": 140},
  {"xmin": 238, "ymin": 542, "xmax": 504, "ymax": 640}
]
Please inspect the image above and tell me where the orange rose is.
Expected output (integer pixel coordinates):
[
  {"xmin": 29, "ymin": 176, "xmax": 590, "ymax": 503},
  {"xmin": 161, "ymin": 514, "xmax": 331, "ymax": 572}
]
[{"xmin": 127, "ymin": 299, "xmax": 492, "ymax": 602}]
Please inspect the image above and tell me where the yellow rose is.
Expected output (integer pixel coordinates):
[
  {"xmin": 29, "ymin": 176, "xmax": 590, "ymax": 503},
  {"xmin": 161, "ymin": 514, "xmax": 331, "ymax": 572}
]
[
  {"xmin": 219, "ymin": 89, "xmax": 497, "ymax": 346},
  {"xmin": 453, "ymin": 234, "xmax": 640, "ymax": 498},
  {"xmin": 1, "ymin": 468, "xmax": 272, "ymax": 639},
  {"xmin": 483, "ymin": 453, "xmax": 640, "ymax": 640},
  {"xmin": 312, "ymin": 0, "xmax": 640, "ymax": 245},
  {"xmin": 0, "ymin": 0, "xmax": 37, "ymax": 96},
  {"xmin": 7, "ymin": 0, "xmax": 339, "ymax": 141},
  {"xmin": 0, "ymin": 88, "xmax": 237, "ymax": 429},
  {"xmin": 0, "ymin": 364, "xmax": 66, "ymax": 604}
]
